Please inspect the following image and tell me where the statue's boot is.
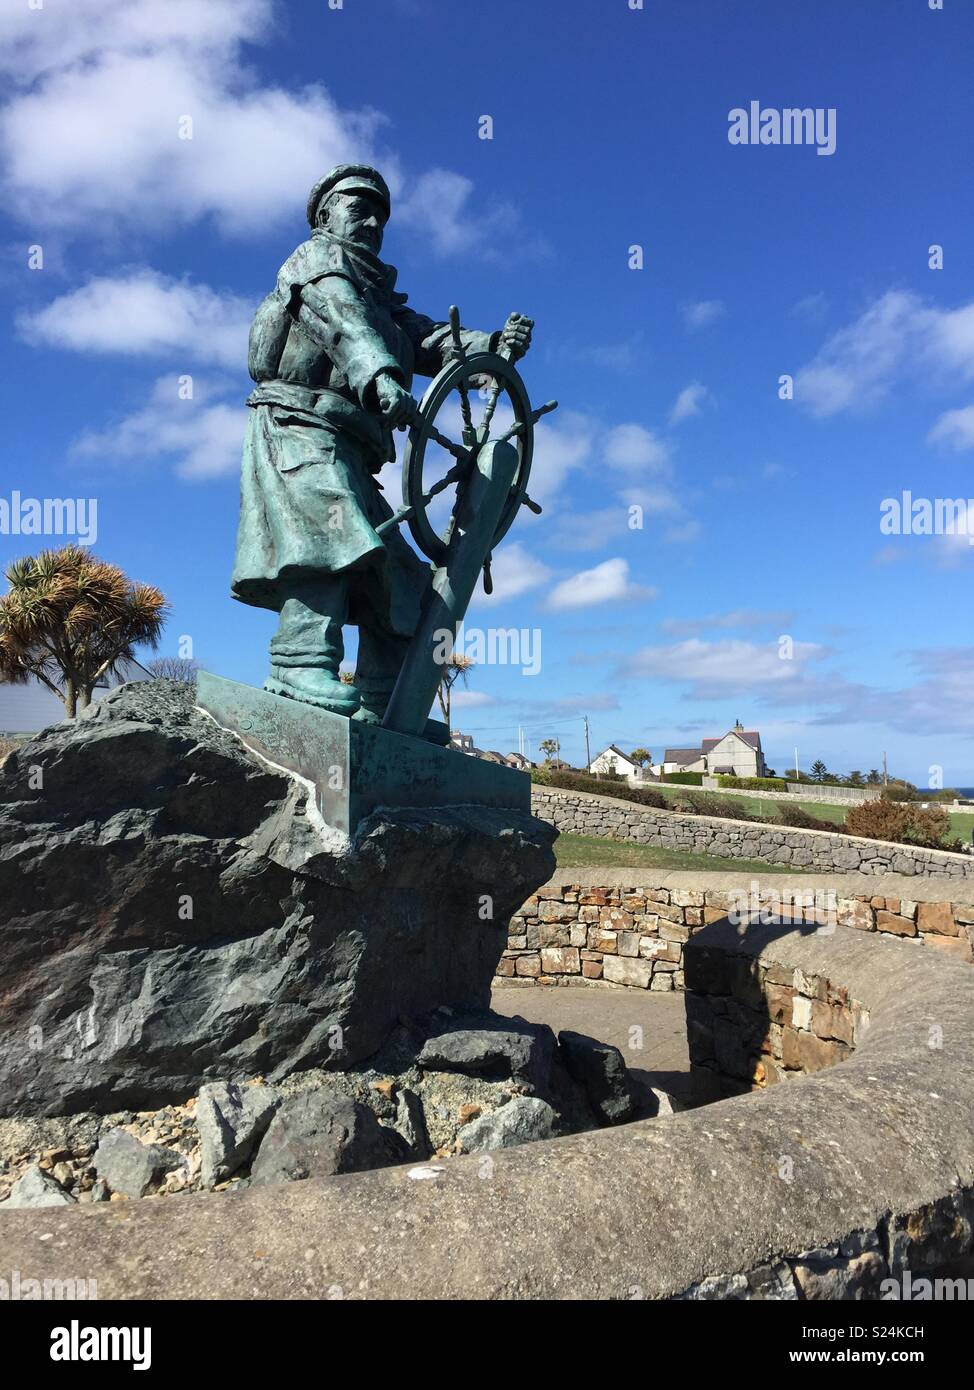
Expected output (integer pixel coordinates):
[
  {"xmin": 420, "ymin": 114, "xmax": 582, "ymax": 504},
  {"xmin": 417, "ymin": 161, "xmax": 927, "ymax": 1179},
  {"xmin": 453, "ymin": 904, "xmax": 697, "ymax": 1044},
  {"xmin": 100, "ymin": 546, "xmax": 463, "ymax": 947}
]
[
  {"xmin": 352, "ymin": 625, "xmax": 449, "ymax": 744},
  {"xmin": 265, "ymin": 578, "xmax": 360, "ymax": 717}
]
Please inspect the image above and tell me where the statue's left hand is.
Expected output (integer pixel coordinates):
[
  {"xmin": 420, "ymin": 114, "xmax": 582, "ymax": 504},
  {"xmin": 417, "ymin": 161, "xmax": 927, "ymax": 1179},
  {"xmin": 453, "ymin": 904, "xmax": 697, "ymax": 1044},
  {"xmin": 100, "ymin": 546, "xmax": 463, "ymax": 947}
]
[{"xmin": 499, "ymin": 314, "xmax": 533, "ymax": 361}]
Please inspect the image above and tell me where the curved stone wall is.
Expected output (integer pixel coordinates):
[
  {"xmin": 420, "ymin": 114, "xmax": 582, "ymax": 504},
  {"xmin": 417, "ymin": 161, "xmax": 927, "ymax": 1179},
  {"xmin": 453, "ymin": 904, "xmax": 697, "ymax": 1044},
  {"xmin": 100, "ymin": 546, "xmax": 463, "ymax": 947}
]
[
  {"xmin": 497, "ymin": 869, "xmax": 974, "ymax": 993},
  {"xmin": 532, "ymin": 784, "xmax": 974, "ymax": 880},
  {"xmin": 3, "ymin": 909, "xmax": 972, "ymax": 1299}
]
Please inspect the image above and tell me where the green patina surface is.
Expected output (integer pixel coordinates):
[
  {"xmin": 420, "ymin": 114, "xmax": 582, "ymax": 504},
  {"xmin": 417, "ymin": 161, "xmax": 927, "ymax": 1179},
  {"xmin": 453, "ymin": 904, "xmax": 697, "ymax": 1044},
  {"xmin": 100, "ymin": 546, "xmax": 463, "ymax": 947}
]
[{"xmin": 197, "ymin": 671, "xmax": 528, "ymax": 834}]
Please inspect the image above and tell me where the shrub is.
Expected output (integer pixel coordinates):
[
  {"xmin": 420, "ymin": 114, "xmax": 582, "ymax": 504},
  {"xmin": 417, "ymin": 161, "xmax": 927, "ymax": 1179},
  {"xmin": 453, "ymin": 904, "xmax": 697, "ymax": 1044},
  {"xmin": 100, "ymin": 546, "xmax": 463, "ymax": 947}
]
[
  {"xmin": 902, "ymin": 804, "xmax": 951, "ymax": 849},
  {"xmin": 771, "ymin": 803, "xmax": 846, "ymax": 834},
  {"xmin": 845, "ymin": 799, "xmax": 954, "ymax": 849},
  {"xmin": 670, "ymin": 790, "xmax": 771, "ymax": 824},
  {"xmin": 881, "ymin": 784, "xmax": 917, "ymax": 803},
  {"xmin": 717, "ymin": 775, "xmax": 788, "ymax": 792},
  {"xmin": 530, "ymin": 768, "xmax": 667, "ymax": 809},
  {"xmin": 845, "ymin": 799, "xmax": 910, "ymax": 842},
  {"xmin": 661, "ymin": 771, "xmax": 703, "ymax": 785}
]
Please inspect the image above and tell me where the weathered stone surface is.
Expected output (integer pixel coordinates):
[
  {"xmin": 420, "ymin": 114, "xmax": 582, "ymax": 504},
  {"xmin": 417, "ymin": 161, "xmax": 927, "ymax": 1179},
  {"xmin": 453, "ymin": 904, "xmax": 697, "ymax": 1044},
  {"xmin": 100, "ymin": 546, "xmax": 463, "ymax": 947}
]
[
  {"xmin": 392, "ymin": 1089, "xmax": 430, "ymax": 1160},
  {"xmin": 3, "ymin": 920, "xmax": 974, "ymax": 1301},
  {"xmin": 5, "ymin": 1164, "xmax": 76, "ymax": 1209},
  {"xmin": 0, "ymin": 681, "xmax": 555, "ymax": 1117},
  {"xmin": 455, "ymin": 1097, "xmax": 556, "ymax": 1153},
  {"xmin": 416, "ymin": 1020, "xmax": 556, "ymax": 1093},
  {"xmin": 557, "ymin": 1030, "xmax": 637, "ymax": 1125},
  {"xmin": 250, "ymin": 1091, "xmax": 408, "ymax": 1185},
  {"xmin": 196, "ymin": 1082, "xmax": 281, "ymax": 1188},
  {"xmin": 94, "ymin": 1129, "xmax": 185, "ymax": 1199}
]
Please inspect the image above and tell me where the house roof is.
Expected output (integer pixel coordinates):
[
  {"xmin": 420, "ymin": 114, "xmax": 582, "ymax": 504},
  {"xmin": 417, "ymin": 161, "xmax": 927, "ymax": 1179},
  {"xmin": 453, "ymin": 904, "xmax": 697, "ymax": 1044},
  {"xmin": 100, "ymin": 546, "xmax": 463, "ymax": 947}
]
[
  {"xmin": 663, "ymin": 747, "xmax": 701, "ymax": 765},
  {"xmin": 595, "ymin": 745, "xmax": 636, "ymax": 764}
]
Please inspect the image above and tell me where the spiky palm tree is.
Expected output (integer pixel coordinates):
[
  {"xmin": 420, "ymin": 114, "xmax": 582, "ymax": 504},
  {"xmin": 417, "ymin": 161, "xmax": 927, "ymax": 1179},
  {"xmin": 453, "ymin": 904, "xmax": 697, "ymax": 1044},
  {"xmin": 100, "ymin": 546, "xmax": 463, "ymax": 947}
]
[
  {"xmin": 0, "ymin": 545, "xmax": 167, "ymax": 718},
  {"xmin": 436, "ymin": 652, "xmax": 475, "ymax": 729}
]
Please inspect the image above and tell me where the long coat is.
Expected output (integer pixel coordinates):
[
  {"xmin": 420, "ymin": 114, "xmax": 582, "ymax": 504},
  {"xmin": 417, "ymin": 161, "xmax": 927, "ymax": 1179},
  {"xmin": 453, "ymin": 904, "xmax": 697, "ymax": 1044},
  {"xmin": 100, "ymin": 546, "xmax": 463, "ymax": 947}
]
[{"xmin": 231, "ymin": 232, "xmax": 493, "ymax": 636}]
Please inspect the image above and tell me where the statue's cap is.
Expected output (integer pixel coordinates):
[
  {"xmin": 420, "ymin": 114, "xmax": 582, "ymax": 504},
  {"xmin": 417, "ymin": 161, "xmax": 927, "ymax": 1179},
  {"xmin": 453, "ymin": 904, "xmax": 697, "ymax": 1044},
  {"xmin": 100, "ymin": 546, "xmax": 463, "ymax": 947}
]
[{"xmin": 306, "ymin": 165, "xmax": 391, "ymax": 227}]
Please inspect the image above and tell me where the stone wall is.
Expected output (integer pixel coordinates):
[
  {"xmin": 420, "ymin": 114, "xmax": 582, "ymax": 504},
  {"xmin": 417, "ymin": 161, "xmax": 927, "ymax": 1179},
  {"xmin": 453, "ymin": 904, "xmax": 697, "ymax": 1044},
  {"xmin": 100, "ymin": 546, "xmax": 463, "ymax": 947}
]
[
  {"xmin": 696, "ymin": 776, "xmax": 878, "ymax": 806},
  {"xmin": 684, "ymin": 935, "xmax": 865, "ymax": 1095},
  {"xmin": 531, "ymin": 784, "xmax": 974, "ymax": 879},
  {"xmin": 8, "ymin": 913, "xmax": 974, "ymax": 1299},
  {"xmin": 495, "ymin": 873, "xmax": 974, "ymax": 992}
]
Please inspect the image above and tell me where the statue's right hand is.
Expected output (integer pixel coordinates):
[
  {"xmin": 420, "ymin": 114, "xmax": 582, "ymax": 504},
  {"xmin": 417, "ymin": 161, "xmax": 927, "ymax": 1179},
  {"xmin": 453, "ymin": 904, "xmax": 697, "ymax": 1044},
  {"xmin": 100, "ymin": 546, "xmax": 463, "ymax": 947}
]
[{"xmin": 374, "ymin": 372, "xmax": 418, "ymax": 428}]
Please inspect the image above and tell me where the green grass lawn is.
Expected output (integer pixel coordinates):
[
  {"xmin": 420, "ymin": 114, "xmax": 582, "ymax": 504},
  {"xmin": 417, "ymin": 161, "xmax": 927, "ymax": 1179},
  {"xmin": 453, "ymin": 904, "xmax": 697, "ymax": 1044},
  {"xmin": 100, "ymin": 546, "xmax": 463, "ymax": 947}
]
[
  {"xmin": 652, "ymin": 784, "xmax": 974, "ymax": 842},
  {"xmin": 553, "ymin": 833, "xmax": 800, "ymax": 873}
]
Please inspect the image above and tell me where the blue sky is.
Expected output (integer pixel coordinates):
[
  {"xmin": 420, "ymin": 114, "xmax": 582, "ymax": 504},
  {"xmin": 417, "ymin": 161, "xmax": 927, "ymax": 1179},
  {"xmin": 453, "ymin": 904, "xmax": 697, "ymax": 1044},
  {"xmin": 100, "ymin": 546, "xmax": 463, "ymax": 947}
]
[{"xmin": 1, "ymin": 0, "xmax": 973, "ymax": 782}]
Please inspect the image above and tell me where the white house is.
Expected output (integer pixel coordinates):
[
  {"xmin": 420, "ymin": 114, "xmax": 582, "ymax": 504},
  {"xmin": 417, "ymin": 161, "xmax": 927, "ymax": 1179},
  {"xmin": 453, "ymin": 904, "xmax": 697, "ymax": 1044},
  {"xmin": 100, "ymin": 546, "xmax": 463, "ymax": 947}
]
[
  {"xmin": 588, "ymin": 745, "xmax": 646, "ymax": 779},
  {"xmin": 0, "ymin": 657, "xmax": 155, "ymax": 737},
  {"xmin": 656, "ymin": 721, "xmax": 767, "ymax": 778}
]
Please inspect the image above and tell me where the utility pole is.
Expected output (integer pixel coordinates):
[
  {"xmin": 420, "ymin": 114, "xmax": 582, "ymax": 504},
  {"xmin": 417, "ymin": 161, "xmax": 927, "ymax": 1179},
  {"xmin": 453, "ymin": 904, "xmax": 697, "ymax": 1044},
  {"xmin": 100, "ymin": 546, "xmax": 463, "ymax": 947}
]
[
  {"xmin": 794, "ymin": 747, "xmax": 799, "ymax": 781},
  {"xmin": 883, "ymin": 751, "xmax": 888, "ymax": 787},
  {"xmin": 583, "ymin": 714, "xmax": 591, "ymax": 770}
]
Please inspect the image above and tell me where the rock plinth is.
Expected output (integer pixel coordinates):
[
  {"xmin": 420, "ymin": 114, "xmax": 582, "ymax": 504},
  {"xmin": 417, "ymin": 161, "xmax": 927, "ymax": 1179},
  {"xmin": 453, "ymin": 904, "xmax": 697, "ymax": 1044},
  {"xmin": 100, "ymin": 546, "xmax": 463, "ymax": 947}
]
[{"xmin": 0, "ymin": 681, "xmax": 555, "ymax": 1118}]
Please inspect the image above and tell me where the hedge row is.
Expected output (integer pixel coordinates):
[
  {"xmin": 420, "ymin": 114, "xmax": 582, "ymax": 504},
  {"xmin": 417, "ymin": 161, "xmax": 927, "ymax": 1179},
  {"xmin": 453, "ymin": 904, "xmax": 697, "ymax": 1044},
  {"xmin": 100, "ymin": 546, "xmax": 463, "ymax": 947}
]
[
  {"xmin": 660, "ymin": 771, "xmax": 704, "ymax": 786},
  {"xmin": 716, "ymin": 775, "xmax": 788, "ymax": 792},
  {"xmin": 528, "ymin": 768, "xmax": 962, "ymax": 852}
]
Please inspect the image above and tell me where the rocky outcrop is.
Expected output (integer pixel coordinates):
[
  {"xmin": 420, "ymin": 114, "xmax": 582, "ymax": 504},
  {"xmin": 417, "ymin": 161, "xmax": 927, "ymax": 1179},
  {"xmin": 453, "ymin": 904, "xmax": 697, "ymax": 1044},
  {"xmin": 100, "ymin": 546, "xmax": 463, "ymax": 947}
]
[{"xmin": 0, "ymin": 681, "xmax": 555, "ymax": 1118}]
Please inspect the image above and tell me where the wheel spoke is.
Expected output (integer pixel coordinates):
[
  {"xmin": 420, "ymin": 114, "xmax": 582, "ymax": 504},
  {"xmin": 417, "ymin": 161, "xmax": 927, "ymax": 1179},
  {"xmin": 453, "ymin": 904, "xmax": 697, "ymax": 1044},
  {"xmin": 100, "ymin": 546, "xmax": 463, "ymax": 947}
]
[
  {"xmin": 422, "ymin": 420, "xmax": 471, "ymax": 464},
  {"xmin": 478, "ymin": 377, "xmax": 505, "ymax": 439}
]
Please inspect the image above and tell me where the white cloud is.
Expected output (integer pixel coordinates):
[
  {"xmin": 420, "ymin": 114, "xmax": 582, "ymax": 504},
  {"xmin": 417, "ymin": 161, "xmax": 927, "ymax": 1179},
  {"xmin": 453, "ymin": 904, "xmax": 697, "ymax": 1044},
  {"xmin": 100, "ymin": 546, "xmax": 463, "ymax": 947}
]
[
  {"xmin": 0, "ymin": 0, "xmax": 526, "ymax": 257},
  {"xmin": 618, "ymin": 638, "xmax": 827, "ymax": 698},
  {"xmin": 682, "ymin": 300, "xmax": 725, "ymax": 331},
  {"xmin": 70, "ymin": 375, "xmax": 245, "ymax": 480},
  {"xmin": 17, "ymin": 271, "xmax": 252, "ymax": 367},
  {"xmin": 0, "ymin": 1, "xmax": 385, "ymax": 237},
  {"xmin": 547, "ymin": 558, "xmax": 655, "ymax": 612},
  {"xmin": 603, "ymin": 423, "xmax": 670, "ymax": 474},
  {"xmin": 471, "ymin": 542, "xmax": 552, "ymax": 608},
  {"xmin": 928, "ymin": 405, "xmax": 974, "ymax": 452},
  {"xmin": 668, "ymin": 381, "xmax": 711, "ymax": 427},
  {"xmin": 451, "ymin": 690, "xmax": 497, "ymax": 710},
  {"xmin": 661, "ymin": 609, "xmax": 794, "ymax": 637},
  {"xmin": 795, "ymin": 290, "xmax": 974, "ymax": 418}
]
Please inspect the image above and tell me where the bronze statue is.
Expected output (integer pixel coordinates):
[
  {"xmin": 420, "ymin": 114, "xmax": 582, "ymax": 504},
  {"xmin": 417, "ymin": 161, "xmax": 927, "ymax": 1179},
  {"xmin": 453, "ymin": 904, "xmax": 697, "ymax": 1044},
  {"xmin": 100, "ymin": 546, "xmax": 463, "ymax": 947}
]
[{"xmin": 231, "ymin": 164, "xmax": 535, "ymax": 725}]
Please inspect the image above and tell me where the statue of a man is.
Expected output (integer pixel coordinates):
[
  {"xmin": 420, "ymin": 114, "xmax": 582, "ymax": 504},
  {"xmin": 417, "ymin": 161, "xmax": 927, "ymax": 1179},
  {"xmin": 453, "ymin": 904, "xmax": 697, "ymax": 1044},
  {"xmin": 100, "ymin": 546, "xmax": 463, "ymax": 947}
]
[{"xmin": 231, "ymin": 164, "xmax": 532, "ymax": 722}]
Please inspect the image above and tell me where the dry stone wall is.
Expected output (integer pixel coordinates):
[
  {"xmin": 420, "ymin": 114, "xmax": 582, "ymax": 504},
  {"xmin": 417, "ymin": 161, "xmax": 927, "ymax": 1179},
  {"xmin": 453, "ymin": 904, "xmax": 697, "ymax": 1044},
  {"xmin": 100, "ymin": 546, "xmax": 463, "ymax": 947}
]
[
  {"xmin": 496, "ymin": 876, "xmax": 974, "ymax": 994},
  {"xmin": 531, "ymin": 784, "xmax": 974, "ymax": 880}
]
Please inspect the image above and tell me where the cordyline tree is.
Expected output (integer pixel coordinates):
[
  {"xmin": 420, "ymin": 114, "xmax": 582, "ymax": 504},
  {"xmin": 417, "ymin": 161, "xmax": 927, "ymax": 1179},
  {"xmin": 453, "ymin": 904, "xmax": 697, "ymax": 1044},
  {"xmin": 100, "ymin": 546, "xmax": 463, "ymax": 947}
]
[{"xmin": 0, "ymin": 545, "xmax": 167, "ymax": 718}]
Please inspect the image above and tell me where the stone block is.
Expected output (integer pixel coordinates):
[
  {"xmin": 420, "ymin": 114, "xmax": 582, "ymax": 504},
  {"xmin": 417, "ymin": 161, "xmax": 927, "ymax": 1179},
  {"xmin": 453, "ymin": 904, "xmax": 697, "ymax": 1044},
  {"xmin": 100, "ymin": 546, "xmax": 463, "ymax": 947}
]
[
  {"xmin": 916, "ymin": 901, "xmax": 958, "ymax": 936},
  {"xmin": 602, "ymin": 956, "xmax": 652, "ymax": 989}
]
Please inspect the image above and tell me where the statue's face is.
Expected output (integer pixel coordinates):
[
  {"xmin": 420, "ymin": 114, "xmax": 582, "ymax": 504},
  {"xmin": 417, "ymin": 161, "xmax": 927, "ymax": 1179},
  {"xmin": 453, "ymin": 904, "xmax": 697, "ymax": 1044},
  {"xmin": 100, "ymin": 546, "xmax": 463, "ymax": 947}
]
[{"xmin": 321, "ymin": 190, "xmax": 387, "ymax": 251}]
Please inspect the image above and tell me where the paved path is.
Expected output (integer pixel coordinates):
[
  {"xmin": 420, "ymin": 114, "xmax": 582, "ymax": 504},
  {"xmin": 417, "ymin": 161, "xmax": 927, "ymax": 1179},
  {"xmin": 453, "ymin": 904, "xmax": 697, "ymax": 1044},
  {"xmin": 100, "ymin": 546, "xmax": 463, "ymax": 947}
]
[{"xmin": 491, "ymin": 985, "xmax": 722, "ymax": 1107}]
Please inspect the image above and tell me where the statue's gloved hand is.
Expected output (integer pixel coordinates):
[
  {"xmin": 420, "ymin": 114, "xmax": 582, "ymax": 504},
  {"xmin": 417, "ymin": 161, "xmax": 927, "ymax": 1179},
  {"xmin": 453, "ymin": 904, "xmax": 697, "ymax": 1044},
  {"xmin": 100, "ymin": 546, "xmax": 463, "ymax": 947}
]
[
  {"xmin": 499, "ymin": 313, "xmax": 533, "ymax": 361},
  {"xmin": 373, "ymin": 370, "xmax": 418, "ymax": 428}
]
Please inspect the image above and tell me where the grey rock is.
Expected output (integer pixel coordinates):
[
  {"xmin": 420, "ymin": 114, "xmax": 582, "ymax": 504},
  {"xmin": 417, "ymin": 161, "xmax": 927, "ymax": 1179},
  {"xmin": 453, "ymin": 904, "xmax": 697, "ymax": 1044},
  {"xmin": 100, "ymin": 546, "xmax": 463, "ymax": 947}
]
[
  {"xmin": 94, "ymin": 1128, "xmax": 185, "ymax": 1198},
  {"xmin": 456, "ymin": 1097, "xmax": 556, "ymax": 1153},
  {"xmin": 417, "ymin": 1019, "xmax": 556, "ymax": 1093},
  {"xmin": 196, "ymin": 1081, "xmax": 280, "ymax": 1187},
  {"xmin": 649, "ymin": 1087, "xmax": 684, "ymax": 1116},
  {"xmin": 250, "ymin": 1091, "xmax": 409, "ymax": 1185},
  {"xmin": 90, "ymin": 1179, "xmax": 110, "ymax": 1202},
  {"xmin": 557, "ymin": 1030, "xmax": 637, "ymax": 1125},
  {"xmin": 0, "ymin": 680, "xmax": 555, "ymax": 1117},
  {"xmin": 393, "ymin": 1088, "xmax": 430, "ymax": 1160},
  {"xmin": 4, "ymin": 1164, "xmax": 76, "ymax": 1209}
]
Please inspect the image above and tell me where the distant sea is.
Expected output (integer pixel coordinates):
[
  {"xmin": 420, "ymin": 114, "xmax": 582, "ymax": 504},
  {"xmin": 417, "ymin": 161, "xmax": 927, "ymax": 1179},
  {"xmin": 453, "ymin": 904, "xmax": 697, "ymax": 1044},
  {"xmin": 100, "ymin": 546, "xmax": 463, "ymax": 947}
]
[{"xmin": 955, "ymin": 789, "xmax": 974, "ymax": 800}]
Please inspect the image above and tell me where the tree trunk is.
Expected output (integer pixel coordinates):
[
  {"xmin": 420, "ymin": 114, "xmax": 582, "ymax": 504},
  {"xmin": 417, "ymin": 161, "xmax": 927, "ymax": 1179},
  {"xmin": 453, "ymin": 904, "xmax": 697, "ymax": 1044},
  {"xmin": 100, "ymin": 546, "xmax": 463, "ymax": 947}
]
[
  {"xmin": 78, "ymin": 688, "xmax": 92, "ymax": 712},
  {"xmin": 63, "ymin": 679, "xmax": 77, "ymax": 719}
]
